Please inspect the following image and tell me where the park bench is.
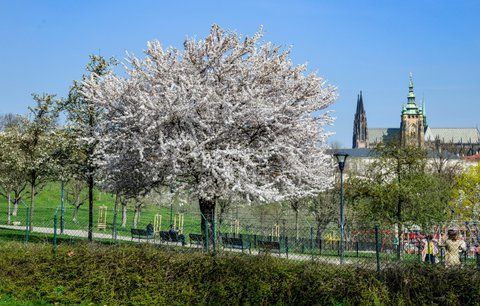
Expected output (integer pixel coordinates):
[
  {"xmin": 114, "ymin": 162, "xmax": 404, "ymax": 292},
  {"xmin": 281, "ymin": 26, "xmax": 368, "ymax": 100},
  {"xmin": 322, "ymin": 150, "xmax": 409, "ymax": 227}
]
[
  {"xmin": 189, "ymin": 233, "xmax": 203, "ymax": 247},
  {"xmin": 159, "ymin": 230, "xmax": 185, "ymax": 245},
  {"xmin": 131, "ymin": 228, "xmax": 155, "ymax": 241},
  {"xmin": 221, "ymin": 236, "xmax": 244, "ymax": 251},
  {"xmin": 257, "ymin": 240, "xmax": 282, "ymax": 255}
]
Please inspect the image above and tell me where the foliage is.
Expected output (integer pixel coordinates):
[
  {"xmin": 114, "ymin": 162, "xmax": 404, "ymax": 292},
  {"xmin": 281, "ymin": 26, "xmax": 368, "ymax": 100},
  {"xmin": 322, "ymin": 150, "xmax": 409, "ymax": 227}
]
[
  {"xmin": 0, "ymin": 128, "xmax": 28, "ymax": 203},
  {"xmin": 347, "ymin": 141, "xmax": 452, "ymax": 227},
  {"xmin": 451, "ymin": 162, "xmax": 480, "ymax": 220},
  {"xmin": 16, "ymin": 94, "xmax": 66, "ymax": 228},
  {"xmin": 63, "ymin": 55, "xmax": 117, "ymax": 183},
  {"xmin": 62, "ymin": 55, "xmax": 117, "ymax": 240},
  {"xmin": 0, "ymin": 242, "xmax": 478, "ymax": 305}
]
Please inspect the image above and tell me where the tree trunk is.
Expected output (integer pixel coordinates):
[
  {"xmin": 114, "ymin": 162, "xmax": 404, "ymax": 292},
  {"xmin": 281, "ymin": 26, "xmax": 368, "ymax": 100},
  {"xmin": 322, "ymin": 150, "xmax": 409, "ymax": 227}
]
[
  {"xmin": 12, "ymin": 198, "xmax": 18, "ymax": 217},
  {"xmin": 60, "ymin": 181, "xmax": 65, "ymax": 234},
  {"xmin": 133, "ymin": 204, "xmax": 141, "ymax": 228},
  {"xmin": 295, "ymin": 209, "xmax": 299, "ymax": 241},
  {"xmin": 396, "ymin": 199, "xmax": 402, "ymax": 261},
  {"xmin": 316, "ymin": 223, "xmax": 323, "ymax": 249},
  {"xmin": 112, "ymin": 193, "xmax": 119, "ymax": 239},
  {"xmin": 199, "ymin": 198, "xmax": 216, "ymax": 250},
  {"xmin": 7, "ymin": 193, "xmax": 11, "ymax": 225},
  {"xmin": 72, "ymin": 205, "xmax": 80, "ymax": 223},
  {"xmin": 29, "ymin": 179, "xmax": 35, "ymax": 231},
  {"xmin": 121, "ymin": 203, "xmax": 127, "ymax": 228},
  {"xmin": 88, "ymin": 174, "xmax": 94, "ymax": 242}
]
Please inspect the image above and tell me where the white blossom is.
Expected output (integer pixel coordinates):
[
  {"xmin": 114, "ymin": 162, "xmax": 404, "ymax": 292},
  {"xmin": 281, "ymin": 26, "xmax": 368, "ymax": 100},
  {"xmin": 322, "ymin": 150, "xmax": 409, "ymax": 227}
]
[{"xmin": 84, "ymin": 25, "xmax": 337, "ymax": 204}]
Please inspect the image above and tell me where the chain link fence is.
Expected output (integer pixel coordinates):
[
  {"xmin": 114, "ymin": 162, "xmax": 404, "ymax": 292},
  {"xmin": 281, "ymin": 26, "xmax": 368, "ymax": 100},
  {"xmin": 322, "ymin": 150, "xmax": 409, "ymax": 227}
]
[{"xmin": 1, "ymin": 203, "xmax": 480, "ymax": 271}]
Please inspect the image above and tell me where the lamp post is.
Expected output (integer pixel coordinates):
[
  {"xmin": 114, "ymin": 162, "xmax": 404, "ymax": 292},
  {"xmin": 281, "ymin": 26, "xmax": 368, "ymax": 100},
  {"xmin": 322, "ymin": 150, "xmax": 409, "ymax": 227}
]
[{"xmin": 334, "ymin": 152, "xmax": 349, "ymax": 264}]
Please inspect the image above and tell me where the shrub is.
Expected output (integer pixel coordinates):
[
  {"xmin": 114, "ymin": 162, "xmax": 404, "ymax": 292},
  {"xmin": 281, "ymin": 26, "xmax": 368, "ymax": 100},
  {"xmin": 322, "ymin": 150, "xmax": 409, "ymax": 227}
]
[{"xmin": 0, "ymin": 242, "xmax": 478, "ymax": 305}]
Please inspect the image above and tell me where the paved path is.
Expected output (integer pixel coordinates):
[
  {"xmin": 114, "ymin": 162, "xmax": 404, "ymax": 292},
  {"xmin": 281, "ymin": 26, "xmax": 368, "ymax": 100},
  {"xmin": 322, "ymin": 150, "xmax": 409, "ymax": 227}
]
[{"xmin": 0, "ymin": 224, "xmax": 375, "ymax": 266}]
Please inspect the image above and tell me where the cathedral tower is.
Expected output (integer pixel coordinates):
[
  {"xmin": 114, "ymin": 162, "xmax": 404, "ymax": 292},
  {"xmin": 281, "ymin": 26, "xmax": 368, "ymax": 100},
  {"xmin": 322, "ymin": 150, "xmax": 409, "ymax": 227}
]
[
  {"xmin": 400, "ymin": 73, "xmax": 425, "ymax": 147},
  {"xmin": 353, "ymin": 91, "xmax": 368, "ymax": 148}
]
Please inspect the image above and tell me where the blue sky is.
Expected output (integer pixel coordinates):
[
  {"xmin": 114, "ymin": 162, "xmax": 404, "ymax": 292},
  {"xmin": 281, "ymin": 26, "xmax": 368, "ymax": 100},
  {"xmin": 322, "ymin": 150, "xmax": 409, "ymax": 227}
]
[{"xmin": 1, "ymin": 0, "xmax": 479, "ymax": 147}]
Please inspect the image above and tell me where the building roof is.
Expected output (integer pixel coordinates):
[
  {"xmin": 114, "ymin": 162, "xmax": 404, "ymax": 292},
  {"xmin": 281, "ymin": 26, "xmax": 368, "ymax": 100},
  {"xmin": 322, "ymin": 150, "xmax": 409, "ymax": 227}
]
[
  {"xmin": 330, "ymin": 148, "xmax": 375, "ymax": 158},
  {"xmin": 367, "ymin": 128, "xmax": 400, "ymax": 144},
  {"xmin": 425, "ymin": 127, "xmax": 480, "ymax": 144},
  {"xmin": 332, "ymin": 148, "xmax": 461, "ymax": 159}
]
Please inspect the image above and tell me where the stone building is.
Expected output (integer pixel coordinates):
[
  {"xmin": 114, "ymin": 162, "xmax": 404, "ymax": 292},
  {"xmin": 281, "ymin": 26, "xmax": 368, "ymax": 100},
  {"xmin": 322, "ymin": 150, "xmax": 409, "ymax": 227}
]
[{"xmin": 352, "ymin": 74, "xmax": 480, "ymax": 156}]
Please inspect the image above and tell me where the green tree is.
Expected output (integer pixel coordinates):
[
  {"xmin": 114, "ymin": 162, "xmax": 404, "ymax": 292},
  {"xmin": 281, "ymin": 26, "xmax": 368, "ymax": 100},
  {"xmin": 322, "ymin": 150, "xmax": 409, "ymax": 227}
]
[
  {"xmin": 451, "ymin": 162, "xmax": 480, "ymax": 220},
  {"xmin": 20, "ymin": 94, "xmax": 61, "ymax": 230},
  {"xmin": 347, "ymin": 141, "xmax": 451, "ymax": 259},
  {"xmin": 0, "ymin": 127, "xmax": 27, "ymax": 224},
  {"xmin": 63, "ymin": 55, "xmax": 117, "ymax": 241}
]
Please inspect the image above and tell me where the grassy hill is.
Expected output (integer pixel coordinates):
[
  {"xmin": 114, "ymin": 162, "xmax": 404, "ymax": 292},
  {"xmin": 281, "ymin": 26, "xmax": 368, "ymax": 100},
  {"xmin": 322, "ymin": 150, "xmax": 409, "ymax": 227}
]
[{"xmin": 0, "ymin": 182, "xmax": 203, "ymax": 240}]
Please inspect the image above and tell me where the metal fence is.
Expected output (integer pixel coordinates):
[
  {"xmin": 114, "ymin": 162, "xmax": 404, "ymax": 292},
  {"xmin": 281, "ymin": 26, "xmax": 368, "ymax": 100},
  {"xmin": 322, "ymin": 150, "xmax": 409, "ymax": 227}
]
[{"xmin": 1, "ymin": 204, "xmax": 479, "ymax": 271}]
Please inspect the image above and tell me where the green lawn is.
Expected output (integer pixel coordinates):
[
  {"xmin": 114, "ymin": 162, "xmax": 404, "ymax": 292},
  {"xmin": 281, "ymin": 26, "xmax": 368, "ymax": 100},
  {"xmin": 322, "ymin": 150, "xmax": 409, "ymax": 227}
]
[{"xmin": 0, "ymin": 182, "xmax": 204, "ymax": 239}]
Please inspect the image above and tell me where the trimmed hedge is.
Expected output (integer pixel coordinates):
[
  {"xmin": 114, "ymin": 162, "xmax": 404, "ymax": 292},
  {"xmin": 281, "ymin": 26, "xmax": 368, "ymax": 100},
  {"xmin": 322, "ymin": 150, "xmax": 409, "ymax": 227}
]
[{"xmin": 0, "ymin": 242, "xmax": 479, "ymax": 305}]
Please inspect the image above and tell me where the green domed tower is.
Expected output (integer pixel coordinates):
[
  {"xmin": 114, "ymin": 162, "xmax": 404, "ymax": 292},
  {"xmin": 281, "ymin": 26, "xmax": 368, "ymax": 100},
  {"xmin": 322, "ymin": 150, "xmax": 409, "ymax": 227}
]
[{"xmin": 400, "ymin": 73, "xmax": 425, "ymax": 147}]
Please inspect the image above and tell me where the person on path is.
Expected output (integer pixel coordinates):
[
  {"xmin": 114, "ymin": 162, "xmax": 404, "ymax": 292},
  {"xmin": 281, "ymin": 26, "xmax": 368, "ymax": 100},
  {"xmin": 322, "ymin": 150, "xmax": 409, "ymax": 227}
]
[
  {"xmin": 441, "ymin": 230, "xmax": 467, "ymax": 267},
  {"xmin": 421, "ymin": 234, "xmax": 438, "ymax": 264},
  {"xmin": 146, "ymin": 222, "xmax": 154, "ymax": 237}
]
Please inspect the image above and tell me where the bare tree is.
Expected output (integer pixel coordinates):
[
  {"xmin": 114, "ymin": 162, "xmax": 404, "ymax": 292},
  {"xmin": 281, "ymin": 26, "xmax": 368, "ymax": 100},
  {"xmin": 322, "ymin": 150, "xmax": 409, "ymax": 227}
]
[
  {"xmin": 65, "ymin": 180, "xmax": 88, "ymax": 223},
  {"xmin": 308, "ymin": 189, "xmax": 337, "ymax": 241}
]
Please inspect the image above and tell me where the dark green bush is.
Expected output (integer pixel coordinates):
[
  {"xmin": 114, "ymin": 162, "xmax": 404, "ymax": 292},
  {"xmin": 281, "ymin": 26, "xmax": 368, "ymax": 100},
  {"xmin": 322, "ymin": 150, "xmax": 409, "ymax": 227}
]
[{"xmin": 0, "ymin": 242, "xmax": 478, "ymax": 305}]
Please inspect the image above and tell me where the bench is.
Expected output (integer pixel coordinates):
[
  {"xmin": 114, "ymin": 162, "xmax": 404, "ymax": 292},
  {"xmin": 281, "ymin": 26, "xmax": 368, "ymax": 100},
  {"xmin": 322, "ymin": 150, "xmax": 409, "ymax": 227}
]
[
  {"xmin": 189, "ymin": 233, "xmax": 203, "ymax": 247},
  {"xmin": 257, "ymin": 240, "xmax": 281, "ymax": 255},
  {"xmin": 159, "ymin": 231, "xmax": 185, "ymax": 245},
  {"xmin": 131, "ymin": 228, "xmax": 155, "ymax": 241},
  {"xmin": 222, "ymin": 236, "xmax": 244, "ymax": 251}
]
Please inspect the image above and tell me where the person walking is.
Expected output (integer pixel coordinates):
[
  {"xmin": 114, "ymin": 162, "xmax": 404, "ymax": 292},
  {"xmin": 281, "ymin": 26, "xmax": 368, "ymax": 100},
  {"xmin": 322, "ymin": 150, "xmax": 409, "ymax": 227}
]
[
  {"xmin": 422, "ymin": 234, "xmax": 438, "ymax": 264},
  {"xmin": 442, "ymin": 230, "xmax": 467, "ymax": 267}
]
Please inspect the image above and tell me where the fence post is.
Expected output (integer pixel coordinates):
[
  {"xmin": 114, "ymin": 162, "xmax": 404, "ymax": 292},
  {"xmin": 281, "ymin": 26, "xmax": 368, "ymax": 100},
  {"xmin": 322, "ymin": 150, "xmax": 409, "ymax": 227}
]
[
  {"xmin": 25, "ymin": 206, "xmax": 30, "ymax": 243},
  {"xmin": 440, "ymin": 247, "xmax": 445, "ymax": 266},
  {"xmin": 60, "ymin": 181, "xmax": 65, "ymax": 234},
  {"xmin": 375, "ymin": 225, "xmax": 380, "ymax": 272},
  {"xmin": 282, "ymin": 219, "xmax": 288, "ymax": 259},
  {"xmin": 310, "ymin": 227, "xmax": 314, "ymax": 262},
  {"xmin": 212, "ymin": 214, "xmax": 216, "ymax": 255},
  {"xmin": 356, "ymin": 241, "xmax": 359, "ymax": 258},
  {"xmin": 53, "ymin": 212, "xmax": 58, "ymax": 254},
  {"xmin": 112, "ymin": 207, "xmax": 118, "ymax": 242},
  {"xmin": 204, "ymin": 214, "xmax": 209, "ymax": 252},
  {"xmin": 476, "ymin": 252, "xmax": 480, "ymax": 270}
]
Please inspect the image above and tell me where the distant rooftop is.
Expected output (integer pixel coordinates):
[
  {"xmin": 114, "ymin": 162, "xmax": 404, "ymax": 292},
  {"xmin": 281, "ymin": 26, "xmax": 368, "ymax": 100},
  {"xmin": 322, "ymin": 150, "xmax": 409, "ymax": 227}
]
[{"xmin": 425, "ymin": 127, "xmax": 480, "ymax": 143}]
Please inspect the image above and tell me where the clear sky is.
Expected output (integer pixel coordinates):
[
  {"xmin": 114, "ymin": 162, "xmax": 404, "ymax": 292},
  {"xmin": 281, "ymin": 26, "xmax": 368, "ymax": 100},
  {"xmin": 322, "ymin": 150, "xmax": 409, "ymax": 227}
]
[{"xmin": 1, "ymin": 0, "xmax": 479, "ymax": 147}]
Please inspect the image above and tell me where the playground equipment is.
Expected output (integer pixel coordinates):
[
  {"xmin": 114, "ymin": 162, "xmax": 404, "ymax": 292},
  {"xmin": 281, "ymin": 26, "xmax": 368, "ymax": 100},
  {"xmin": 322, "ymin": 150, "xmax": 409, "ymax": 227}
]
[
  {"xmin": 153, "ymin": 214, "xmax": 162, "ymax": 234},
  {"xmin": 174, "ymin": 213, "xmax": 184, "ymax": 233},
  {"xmin": 230, "ymin": 219, "xmax": 240, "ymax": 235},
  {"xmin": 97, "ymin": 205, "xmax": 107, "ymax": 230},
  {"xmin": 272, "ymin": 224, "xmax": 280, "ymax": 240}
]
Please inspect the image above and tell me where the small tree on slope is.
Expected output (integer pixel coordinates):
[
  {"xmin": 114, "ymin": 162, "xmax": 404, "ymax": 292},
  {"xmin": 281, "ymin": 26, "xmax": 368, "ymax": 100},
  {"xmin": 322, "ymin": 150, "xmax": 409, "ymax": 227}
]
[{"xmin": 83, "ymin": 25, "xmax": 337, "ymax": 241}]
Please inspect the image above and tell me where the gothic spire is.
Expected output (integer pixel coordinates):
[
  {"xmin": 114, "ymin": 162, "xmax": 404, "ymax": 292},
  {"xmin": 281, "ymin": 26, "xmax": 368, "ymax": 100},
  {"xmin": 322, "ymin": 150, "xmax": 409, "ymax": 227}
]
[
  {"xmin": 422, "ymin": 95, "xmax": 428, "ymax": 128},
  {"xmin": 402, "ymin": 73, "xmax": 420, "ymax": 115},
  {"xmin": 353, "ymin": 90, "xmax": 367, "ymax": 148},
  {"xmin": 407, "ymin": 72, "xmax": 416, "ymax": 105},
  {"xmin": 356, "ymin": 90, "xmax": 365, "ymax": 113}
]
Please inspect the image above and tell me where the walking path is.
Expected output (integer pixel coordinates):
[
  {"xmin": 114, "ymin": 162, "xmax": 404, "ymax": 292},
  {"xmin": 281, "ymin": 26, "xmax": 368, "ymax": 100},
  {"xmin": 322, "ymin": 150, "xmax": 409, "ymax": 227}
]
[{"xmin": 0, "ymin": 224, "xmax": 376, "ymax": 266}]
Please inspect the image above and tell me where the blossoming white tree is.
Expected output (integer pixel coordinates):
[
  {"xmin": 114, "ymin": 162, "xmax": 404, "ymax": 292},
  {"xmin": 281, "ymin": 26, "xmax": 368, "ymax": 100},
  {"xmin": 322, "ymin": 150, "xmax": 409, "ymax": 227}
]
[{"xmin": 83, "ymin": 25, "xmax": 337, "ymax": 237}]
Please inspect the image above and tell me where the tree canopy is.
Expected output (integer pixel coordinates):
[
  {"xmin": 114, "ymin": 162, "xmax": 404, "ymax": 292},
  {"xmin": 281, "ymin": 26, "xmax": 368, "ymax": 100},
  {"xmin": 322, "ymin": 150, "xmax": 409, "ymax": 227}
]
[{"xmin": 83, "ymin": 25, "xmax": 337, "ymax": 207}]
